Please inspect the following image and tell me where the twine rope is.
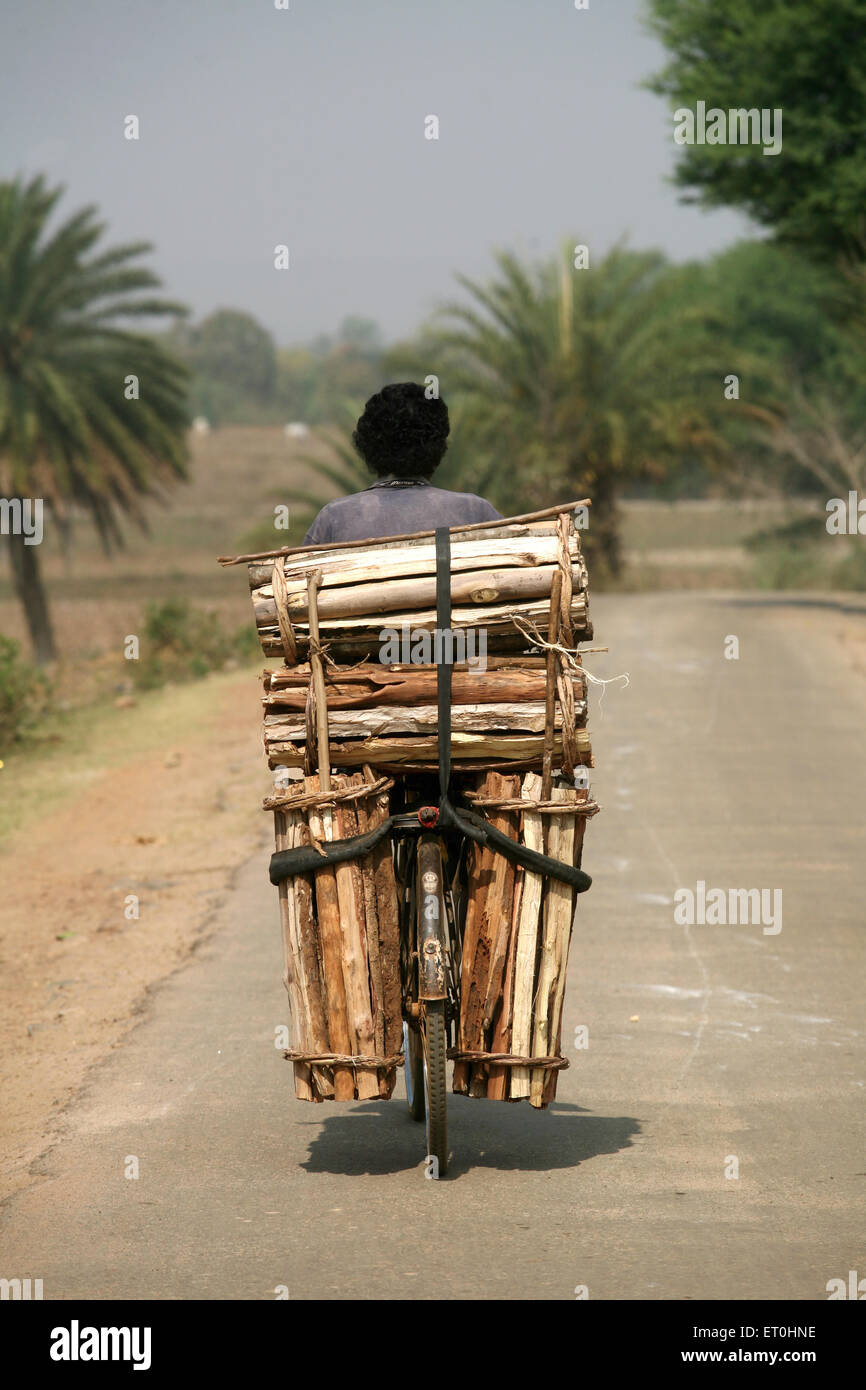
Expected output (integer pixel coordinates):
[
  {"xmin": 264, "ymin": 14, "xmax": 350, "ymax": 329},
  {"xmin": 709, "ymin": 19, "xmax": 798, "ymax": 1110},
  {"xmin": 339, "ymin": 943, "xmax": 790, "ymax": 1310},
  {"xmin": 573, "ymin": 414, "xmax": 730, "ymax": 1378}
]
[
  {"xmin": 283, "ymin": 1049, "xmax": 404, "ymax": 1069},
  {"xmin": 264, "ymin": 775, "xmax": 394, "ymax": 812},
  {"xmin": 447, "ymin": 1050, "xmax": 569, "ymax": 1070}
]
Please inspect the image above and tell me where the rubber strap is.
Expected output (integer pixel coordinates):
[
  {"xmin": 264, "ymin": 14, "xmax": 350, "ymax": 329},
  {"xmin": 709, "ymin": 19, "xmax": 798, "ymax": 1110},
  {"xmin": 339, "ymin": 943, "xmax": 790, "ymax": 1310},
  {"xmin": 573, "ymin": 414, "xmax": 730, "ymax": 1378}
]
[{"xmin": 435, "ymin": 526, "xmax": 453, "ymax": 800}]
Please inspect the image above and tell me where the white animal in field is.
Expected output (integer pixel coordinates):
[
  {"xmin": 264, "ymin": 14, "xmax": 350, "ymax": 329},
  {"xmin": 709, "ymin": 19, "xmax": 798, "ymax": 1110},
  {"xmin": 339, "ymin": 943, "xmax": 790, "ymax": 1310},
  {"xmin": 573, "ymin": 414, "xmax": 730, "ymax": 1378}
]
[
  {"xmin": 192, "ymin": 416, "xmax": 210, "ymax": 435},
  {"xmin": 284, "ymin": 421, "xmax": 310, "ymax": 439}
]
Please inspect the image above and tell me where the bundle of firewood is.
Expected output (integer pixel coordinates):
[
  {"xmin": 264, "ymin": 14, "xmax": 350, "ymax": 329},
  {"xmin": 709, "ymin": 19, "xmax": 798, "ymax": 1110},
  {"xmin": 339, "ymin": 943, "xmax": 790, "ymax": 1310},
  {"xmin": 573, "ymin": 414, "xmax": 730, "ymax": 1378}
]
[
  {"xmin": 220, "ymin": 501, "xmax": 599, "ymax": 1105},
  {"xmin": 453, "ymin": 770, "xmax": 597, "ymax": 1107},
  {"xmin": 267, "ymin": 771, "xmax": 403, "ymax": 1102},
  {"xmin": 261, "ymin": 658, "xmax": 591, "ymax": 774},
  {"xmin": 230, "ymin": 510, "xmax": 592, "ymax": 663}
]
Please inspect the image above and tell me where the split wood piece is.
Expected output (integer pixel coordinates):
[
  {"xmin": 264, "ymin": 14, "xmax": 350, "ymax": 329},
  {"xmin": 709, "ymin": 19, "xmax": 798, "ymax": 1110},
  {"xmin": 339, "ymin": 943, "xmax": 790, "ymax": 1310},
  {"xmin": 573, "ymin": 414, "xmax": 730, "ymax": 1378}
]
[
  {"xmin": 274, "ymin": 807, "xmax": 313, "ymax": 1102},
  {"xmin": 306, "ymin": 570, "xmax": 333, "ymax": 830},
  {"xmin": 256, "ymin": 564, "xmax": 582, "ymax": 626},
  {"xmin": 266, "ymin": 656, "xmax": 555, "ymax": 683},
  {"xmin": 353, "ymin": 770, "xmax": 385, "ymax": 1091},
  {"xmin": 541, "ymin": 570, "xmax": 564, "ymax": 801},
  {"xmin": 252, "ymin": 534, "xmax": 579, "ymax": 597},
  {"xmin": 256, "ymin": 591, "xmax": 588, "ymax": 645},
  {"xmin": 454, "ymin": 772, "xmax": 521, "ymax": 1099},
  {"xmin": 541, "ymin": 785, "xmax": 591, "ymax": 1107},
  {"xmin": 243, "ymin": 523, "xmax": 567, "ymax": 582},
  {"xmin": 295, "ymin": 819, "xmax": 334, "ymax": 1099},
  {"xmin": 509, "ymin": 772, "xmax": 546, "ymax": 1101},
  {"xmin": 266, "ymin": 729, "xmax": 592, "ymax": 770},
  {"xmin": 365, "ymin": 770, "xmax": 403, "ymax": 1096},
  {"xmin": 486, "ymin": 857, "xmax": 524, "ymax": 1100},
  {"xmin": 264, "ymin": 664, "xmax": 587, "ymax": 710},
  {"xmin": 255, "ymin": 599, "xmax": 590, "ymax": 659},
  {"xmin": 530, "ymin": 785, "xmax": 577, "ymax": 1108},
  {"xmin": 307, "ymin": 788, "xmax": 355, "ymax": 1101},
  {"xmin": 221, "ymin": 500, "xmax": 593, "ymax": 567},
  {"xmin": 333, "ymin": 794, "xmax": 379, "ymax": 1100},
  {"xmin": 263, "ymin": 700, "xmax": 587, "ymax": 741}
]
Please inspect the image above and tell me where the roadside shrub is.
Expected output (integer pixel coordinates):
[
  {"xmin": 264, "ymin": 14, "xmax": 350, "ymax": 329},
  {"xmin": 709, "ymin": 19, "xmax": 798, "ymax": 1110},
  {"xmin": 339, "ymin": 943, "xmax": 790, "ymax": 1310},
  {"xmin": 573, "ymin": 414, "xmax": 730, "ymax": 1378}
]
[
  {"xmin": 133, "ymin": 598, "xmax": 259, "ymax": 689},
  {"xmin": 0, "ymin": 635, "xmax": 51, "ymax": 753}
]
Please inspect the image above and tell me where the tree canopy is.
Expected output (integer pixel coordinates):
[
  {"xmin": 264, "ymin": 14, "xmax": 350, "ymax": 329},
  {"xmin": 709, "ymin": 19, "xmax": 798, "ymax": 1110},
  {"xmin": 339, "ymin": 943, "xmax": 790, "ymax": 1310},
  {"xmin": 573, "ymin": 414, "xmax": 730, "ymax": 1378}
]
[{"xmin": 645, "ymin": 0, "xmax": 866, "ymax": 266}]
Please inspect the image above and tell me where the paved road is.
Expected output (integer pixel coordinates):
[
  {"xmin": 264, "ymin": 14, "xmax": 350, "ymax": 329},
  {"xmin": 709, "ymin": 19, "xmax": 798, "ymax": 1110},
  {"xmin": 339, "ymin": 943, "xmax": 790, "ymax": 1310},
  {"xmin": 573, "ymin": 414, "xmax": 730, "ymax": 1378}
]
[{"xmin": 3, "ymin": 593, "xmax": 864, "ymax": 1300}]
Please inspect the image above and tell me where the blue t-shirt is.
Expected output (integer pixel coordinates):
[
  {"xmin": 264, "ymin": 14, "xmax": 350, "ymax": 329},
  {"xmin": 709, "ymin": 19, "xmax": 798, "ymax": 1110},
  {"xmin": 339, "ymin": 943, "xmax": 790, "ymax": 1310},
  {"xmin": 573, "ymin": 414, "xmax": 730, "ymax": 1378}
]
[{"xmin": 303, "ymin": 479, "xmax": 501, "ymax": 545}]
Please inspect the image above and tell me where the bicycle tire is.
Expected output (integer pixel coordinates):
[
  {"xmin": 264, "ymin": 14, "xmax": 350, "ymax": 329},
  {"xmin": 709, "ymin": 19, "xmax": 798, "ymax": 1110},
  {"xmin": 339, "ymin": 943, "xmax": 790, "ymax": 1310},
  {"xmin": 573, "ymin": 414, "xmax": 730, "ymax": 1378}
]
[
  {"xmin": 423, "ymin": 1000, "xmax": 448, "ymax": 1177},
  {"xmin": 404, "ymin": 1020, "xmax": 425, "ymax": 1122}
]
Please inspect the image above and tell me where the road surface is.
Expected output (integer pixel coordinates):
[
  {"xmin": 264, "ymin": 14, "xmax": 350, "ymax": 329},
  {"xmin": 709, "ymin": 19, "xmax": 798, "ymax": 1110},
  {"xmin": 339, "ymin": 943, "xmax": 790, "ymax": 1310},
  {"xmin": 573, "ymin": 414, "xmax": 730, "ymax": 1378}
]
[{"xmin": 2, "ymin": 592, "xmax": 864, "ymax": 1300}]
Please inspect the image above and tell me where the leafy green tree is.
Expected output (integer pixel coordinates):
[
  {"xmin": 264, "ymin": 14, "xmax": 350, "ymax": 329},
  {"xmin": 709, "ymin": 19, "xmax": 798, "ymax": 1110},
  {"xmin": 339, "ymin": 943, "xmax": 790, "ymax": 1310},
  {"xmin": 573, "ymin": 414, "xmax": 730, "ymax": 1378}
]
[
  {"xmin": 645, "ymin": 0, "xmax": 866, "ymax": 267},
  {"xmin": 185, "ymin": 308, "xmax": 277, "ymax": 421},
  {"xmin": 674, "ymin": 240, "xmax": 866, "ymax": 494},
  {"xmin": 423, "ymin": 242, "xmax": 730, "ymax": 574},
  {"xmin": 0, "ymin": 175, "xmax": 189, "ymax": 663}
]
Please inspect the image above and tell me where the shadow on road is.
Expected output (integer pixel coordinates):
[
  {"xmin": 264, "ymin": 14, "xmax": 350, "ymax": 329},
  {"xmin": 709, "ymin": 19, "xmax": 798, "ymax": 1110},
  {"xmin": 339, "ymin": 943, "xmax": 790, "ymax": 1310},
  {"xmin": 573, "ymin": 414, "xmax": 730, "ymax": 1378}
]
[{"xmin": 299, "ymin": 1099, "xmax": 640, "ymax": 1179}]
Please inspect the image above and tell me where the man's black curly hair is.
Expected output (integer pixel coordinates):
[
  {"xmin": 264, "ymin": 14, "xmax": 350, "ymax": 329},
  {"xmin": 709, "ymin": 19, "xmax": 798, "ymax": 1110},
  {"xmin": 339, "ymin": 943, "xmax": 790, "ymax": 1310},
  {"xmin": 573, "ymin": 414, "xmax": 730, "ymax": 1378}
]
[{"xmin": 352, "ymin": 382, "xmax": 449, "ymax": 479}]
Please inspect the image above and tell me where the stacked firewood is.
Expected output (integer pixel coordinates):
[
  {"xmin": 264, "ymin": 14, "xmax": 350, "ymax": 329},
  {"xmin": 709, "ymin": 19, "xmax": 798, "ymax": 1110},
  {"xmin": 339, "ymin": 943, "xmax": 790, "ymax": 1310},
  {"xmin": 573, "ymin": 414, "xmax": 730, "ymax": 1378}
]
[
  {"xmin": 221, "ymin": 502, "xmax": 599, "ymax": 1105},
  {"xmin": 260, "ymin": 658, "xmax": 591, "ymax": 774},
  {"xmin": 236, "ymin": 513, "xmax": 591, "ymax": 663},
  {"xmin": 453, "ymin": 771, "xmax": 597, "ymax": 1107},
  {"xmin": 267, "ymin": 771, "xmax": 403, "ymax": 1102}
]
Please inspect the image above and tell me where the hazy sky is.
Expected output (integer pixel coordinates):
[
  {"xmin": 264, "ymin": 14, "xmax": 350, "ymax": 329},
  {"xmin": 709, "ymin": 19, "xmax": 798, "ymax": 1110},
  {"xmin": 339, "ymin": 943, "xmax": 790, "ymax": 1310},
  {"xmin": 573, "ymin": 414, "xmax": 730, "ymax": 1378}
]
[{"xmin": 1, "ymin": 0, "xmax": 751, "ymax": 345}]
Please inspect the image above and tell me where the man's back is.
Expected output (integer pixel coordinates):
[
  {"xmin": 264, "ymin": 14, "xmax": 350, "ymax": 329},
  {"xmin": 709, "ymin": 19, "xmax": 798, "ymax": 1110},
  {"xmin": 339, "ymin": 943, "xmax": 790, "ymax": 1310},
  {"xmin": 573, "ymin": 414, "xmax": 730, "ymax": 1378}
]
[{"xmin": 303, "ymin": 478, "xmax": 501, "ymax": 545}]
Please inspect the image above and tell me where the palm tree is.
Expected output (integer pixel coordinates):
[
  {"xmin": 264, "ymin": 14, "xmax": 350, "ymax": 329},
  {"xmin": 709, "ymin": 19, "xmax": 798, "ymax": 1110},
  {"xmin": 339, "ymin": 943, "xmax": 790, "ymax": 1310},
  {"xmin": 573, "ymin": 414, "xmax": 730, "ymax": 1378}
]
[
  {"xmin": 430, "ymin": 241, "xmax": 730, "ymax": 575},
  {"xmin": 0, "ymin": 175, "xmax": 189, "ymax": 663}
]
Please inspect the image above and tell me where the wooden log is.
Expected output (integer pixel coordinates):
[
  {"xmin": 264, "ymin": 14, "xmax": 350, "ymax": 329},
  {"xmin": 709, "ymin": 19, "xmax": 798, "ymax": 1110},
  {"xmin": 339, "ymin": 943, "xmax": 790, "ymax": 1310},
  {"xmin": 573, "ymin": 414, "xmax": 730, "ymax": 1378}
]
[
  {"xmin": 274, "ymin": 807, "xmax": 313, "ymax": 1102},
  {"xmin": 263, "ymin": 701, "xmax": 586, "ymax": 741},
  {"xmin": 541, "ymin": 571, "xmax": 563, "ymax": 800},
  {"xmin": 530, "ymin": 785, "xmax": 576, "ymax": 1107},
  {"xmin": 256, "ymin": 564, "xmax": 577, "ymax": 625},
  {"xmin": 537, "ymin": 796, "xmax": 577, "ymax": 1108},
  {"xmin": 541, "ymin": 785, "xmax": 591, "ymax": 1107},
  {"xmin": 263, "ymin": 664, "xmax": 586, "ymax": 710},
  {"xmin": 307, "ymin": 790, "xmax": 355, "ymax": 1101},
  {"xmin": 454, "ymin": 773, "xmax": 520, "ymax": 1098},
  {"xmin": 353, "ymin": 774, "xmax": 385, "ymax": 1061},
  {"xmin": 509, "ymin": 772, "xmax": 545, "ymax": 1100},
  {"xmin": 481, "ymin": 775, "xmax": 524, "ymax": 1037},
  {"xmin": 306, "ymin": 571, "xmax": 332, "ymax": 821},
  {"xmin": 256, "ymin": 593, "xmax": 589, "ymax": 658},
  {"xmin": 333, "ymin": 796, "xmax": 379, "ymax": 1100},
  {"xmin": 486, "ymin": 862, "xmax": 523, "ymax": 1101},
  {"xmin": 366, "ymin": 773, "xmax": 403, "ymax": 1096},
  {"xmin": 266, "ymin": 729, "xmax": 592, "ymax": 770},
  {"xmin": 250, "ymin": 534, "xmax": 578, "ymax": 593},
  {"xmin": 265, "ymin": 656, "xmax": 556, "ymax": 685},
  {"xmin": 295, "ymin": 819, "xmax": 334, "ymax": 1099}
]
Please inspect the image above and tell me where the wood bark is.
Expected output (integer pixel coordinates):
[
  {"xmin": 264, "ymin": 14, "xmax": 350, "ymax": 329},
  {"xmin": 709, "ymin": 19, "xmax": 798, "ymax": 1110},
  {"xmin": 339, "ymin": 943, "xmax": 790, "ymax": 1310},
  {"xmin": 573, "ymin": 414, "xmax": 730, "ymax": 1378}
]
[
  {"xmin": 251, "ymin": 534, "xmax": 576, "ymax": 594},
  {"xmin": 256, "ymin": 593, "xmax": 589, "ymax": 659},
  {"xmin": 264, "ymin": 700, "xmax": 586, "ymax": 741},
  {"xmin": 265, "ymin": 728, "xmax": 592, "ymax": 771},
  {"xmin": 264, "ymin": 664, "xmax": 586, "ymax": 710}
]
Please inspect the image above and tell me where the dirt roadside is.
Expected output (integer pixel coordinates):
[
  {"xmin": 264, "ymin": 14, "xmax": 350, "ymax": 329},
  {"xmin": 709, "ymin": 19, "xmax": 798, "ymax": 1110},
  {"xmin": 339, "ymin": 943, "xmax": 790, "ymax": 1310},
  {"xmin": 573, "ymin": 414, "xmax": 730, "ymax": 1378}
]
[{"xmin": 0, "ymin": 667, "xmax": 271, "ymax": 1201}]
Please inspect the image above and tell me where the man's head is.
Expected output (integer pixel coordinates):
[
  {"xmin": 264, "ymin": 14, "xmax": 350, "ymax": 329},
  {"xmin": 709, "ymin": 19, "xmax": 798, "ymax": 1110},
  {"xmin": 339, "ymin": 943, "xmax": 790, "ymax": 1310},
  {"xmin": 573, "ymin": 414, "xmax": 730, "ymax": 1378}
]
[{"xmin": 353, "ymin": 382, "xmax": 449, "ymax": 479}]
